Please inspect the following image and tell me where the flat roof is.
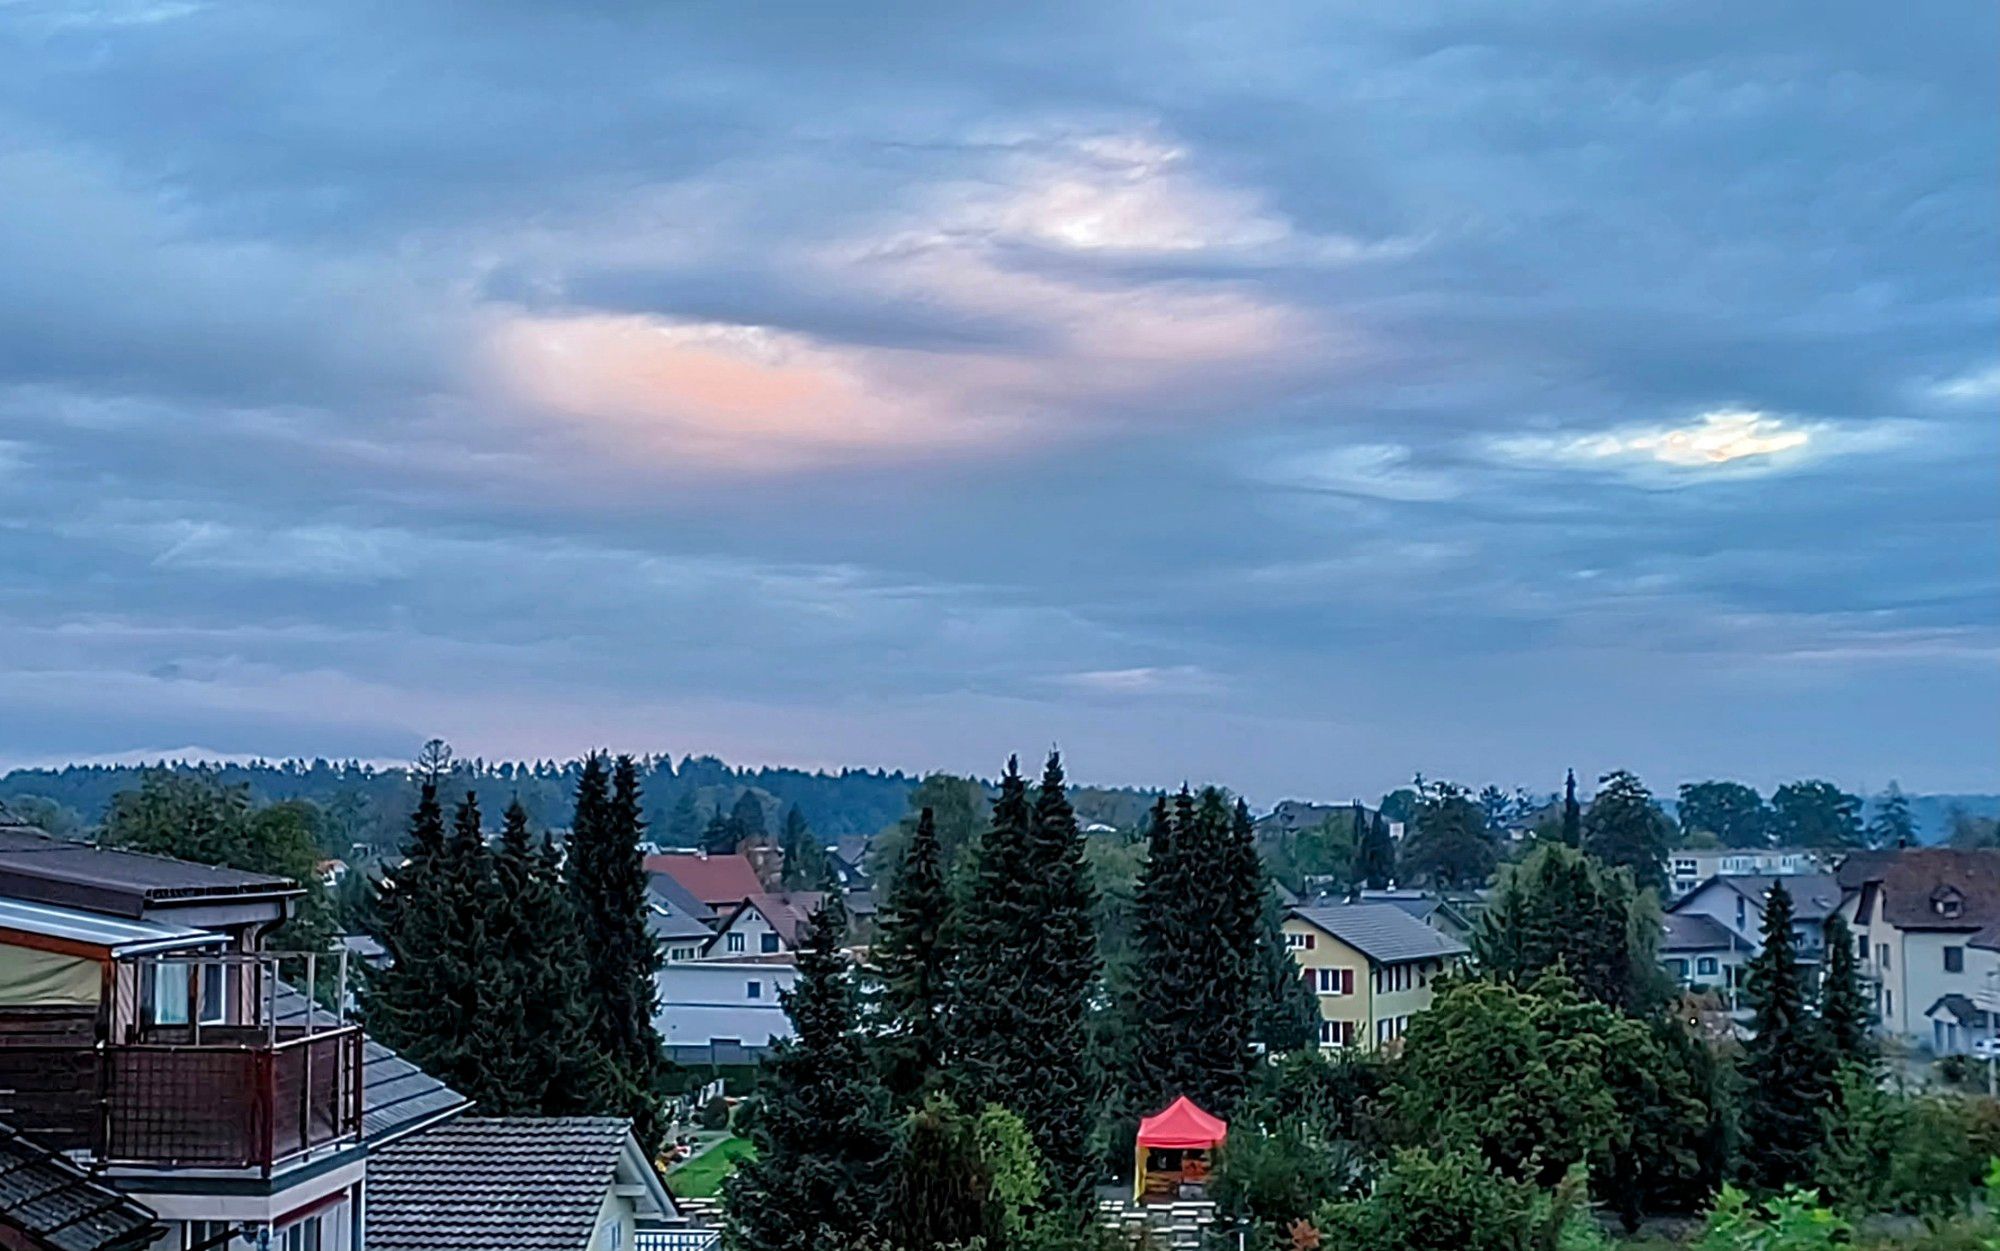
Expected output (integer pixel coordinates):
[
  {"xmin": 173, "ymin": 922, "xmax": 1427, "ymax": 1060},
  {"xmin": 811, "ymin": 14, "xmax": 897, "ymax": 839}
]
[
  {"xmin": 0, "ymin": 897, "xmax": 227, "ymax": 957},
  {"xmin": 0, "ymin": 826, "xmax": 301, "ymax": 918}
]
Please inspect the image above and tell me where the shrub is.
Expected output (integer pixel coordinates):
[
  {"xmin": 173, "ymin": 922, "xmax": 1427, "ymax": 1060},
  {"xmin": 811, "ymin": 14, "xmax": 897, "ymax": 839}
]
[{"xmin": 699, "ymin": 1094, "xmax": 731, "ymax": 1130}]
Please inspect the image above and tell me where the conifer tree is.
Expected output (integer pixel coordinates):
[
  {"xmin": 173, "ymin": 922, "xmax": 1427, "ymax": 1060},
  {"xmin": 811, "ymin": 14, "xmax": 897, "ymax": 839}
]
[
  {"xmin": 568, "ymin": 753, "xmax": 671, "ymax": 1153},
  {"xmin": 724, "ymin": 895, "xmax": 891, "ymax": 1251},
  {"xmin": 1738, "ymin": 881, "xmax": 1834, "ymax": 1192},
  {"xmin": 954, "ymin": 753, "xmax": 1101, "ymax": 1205},
  {"xmin": 730, "ymin": 788, "xmax": 767, "ymax": 842},
  {"xmin": 485, "ymin": 798, "xmax": 607, "ymax": 1114},
  {"xmin": 874, "ymin": 806, "xmax": 953, "ymax": 1104},
  {"xmin": 1582, "ymin": 770, "xmax": 1670, "ymax": 896},
  {"xmin": 1472, "ymin": 843, "xmax": 1663, "ymax": 1013},
  {"xmin": 1561, "ymin": 769, "xmax": 1582, "ymax": 848},
  {"xmin": 1355, "ymin": 801, "xmax": 1396, "ymax": 890},
  {"xmin": 665, "ymin": 790, "xmax": 703, "ymax": 848},
  {"xmin": 362, "ymin": 779, "xmax": 453, "ymax": 1069},
  {"xmin": 1818, "ymin": 913, "xmax": 1873, "ymax": 1065},
  {"xmin": 1243, "ymin": 800, "xmax": 1318, "ymax": 1053}
]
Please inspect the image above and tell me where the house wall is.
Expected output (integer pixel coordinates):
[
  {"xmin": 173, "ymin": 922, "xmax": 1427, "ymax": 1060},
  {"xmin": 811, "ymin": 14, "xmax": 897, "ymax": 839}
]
[
  {"xmin": 589, "ymin": 1184, "xmax": 641, "ymax": 1251},
  {"xmin": 1840, "ymin": 890, "xmax": 1998, "ymax": 1043},
  {"xmin": 1280, "ymin": 917, "xmax": 1447, "ymax": 1053},
  {"xmin": 1672, "ymin": 882, "xmax": 1821, "ymax": 960},
  {"xmin": 708, "ymin": 909, "xmax": 783, "ymax": 958},
  {"xmin": 654, "ymin": 962, "xmax": 797, "ymax": 1049}
]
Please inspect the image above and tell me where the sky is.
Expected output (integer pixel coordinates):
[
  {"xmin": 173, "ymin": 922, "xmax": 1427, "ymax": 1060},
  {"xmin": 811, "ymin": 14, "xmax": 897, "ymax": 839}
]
[{"xmin": 0, "ymin": 1, "xmax": 1995, "ymax": 803}]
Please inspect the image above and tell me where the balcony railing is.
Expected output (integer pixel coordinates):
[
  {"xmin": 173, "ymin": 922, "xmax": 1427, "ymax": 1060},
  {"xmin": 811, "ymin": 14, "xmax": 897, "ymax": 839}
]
[{"xmin": 0, "ymin": 1021, "xmax": 362, "ymax": 1171}]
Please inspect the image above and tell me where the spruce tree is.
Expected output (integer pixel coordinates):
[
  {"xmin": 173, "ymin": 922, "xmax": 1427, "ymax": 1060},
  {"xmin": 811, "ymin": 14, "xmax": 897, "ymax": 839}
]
[
  {"xmin": 568, "ymin": 753, "xmax": 671, "ymax": 1153},
  {"xmin": 954, "ymin": 753, "xmax": 1101, "ymax": 1205},
  {"xmin": 486, "ymin": 798, "xmax": 607, "ymax": 1114},
  {"xmin": 1738, "ymin": 881, "xmax": 1835, "ymax": 1192},
  {"xmin": 1355, "ymin": 801, "xmax": 1396, "ymax": 890},
  {"xmin": 1245, "ymin": 800, "xmax": 1318, "ymax": 1053},
  {"xmin": 1472, "ymin": 843, "xmax": 1662, "ymax": 1013},
  {"xmin": 1561, "ymin": 769, "xmax": 1582, "ymax": 848},
  {"xmin": 1818, "ymin": 913, "xmax": 1873, "ymax": 1065},
  {"xmin": 361, "ymin": 779, "xmax": 454, "ymax": 1071},
  {"xmin": 730, "ymin": 788, "xmax": 767, "ymax": 843},
  {"xmin": 666, "ymin": 790, "xmax": 703, "ymax": 848},
  {"xmin": 1582, "ymin": 770, "xmax": 1670, "ymax": 896},
  {"xmin": 724, "ymin": 895, "xmax": 891, "ymax": 1251},
  {"xmin": 874, "ymin": 807, "xmax": 953, "ymax": 1104}
]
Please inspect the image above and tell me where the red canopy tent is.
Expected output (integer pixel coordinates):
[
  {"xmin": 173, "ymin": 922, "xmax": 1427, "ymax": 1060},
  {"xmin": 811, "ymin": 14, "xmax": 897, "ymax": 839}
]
[{"xmin": 1133, "ymin": 1097, "xmax": 1227, "ymax": 1201}]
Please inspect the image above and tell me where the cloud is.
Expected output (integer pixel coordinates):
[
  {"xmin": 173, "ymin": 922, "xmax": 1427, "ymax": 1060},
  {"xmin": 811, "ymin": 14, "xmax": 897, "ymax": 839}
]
[
  {"xmin": 1053, "ymin": 665, "xmax": 1224, "ymax": 697},
  {"xmin": 1485, "ymin": 410, "xmax": 1917, "ymax": 479}
]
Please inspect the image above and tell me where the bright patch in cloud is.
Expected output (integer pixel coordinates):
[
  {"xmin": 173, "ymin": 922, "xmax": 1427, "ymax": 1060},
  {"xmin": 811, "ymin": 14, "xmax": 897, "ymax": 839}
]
[{"xmin": 1491, "ymin": 410, "xmax": 1829, "ymax": 474}]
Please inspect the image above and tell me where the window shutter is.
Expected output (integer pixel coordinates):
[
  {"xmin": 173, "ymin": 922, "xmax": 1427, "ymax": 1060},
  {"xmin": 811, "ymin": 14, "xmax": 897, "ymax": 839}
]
[
  {"xmin": 1305, "ymin": 933, "xmax": 1316, "ymax": 949},
  {"xmin": 1341, "ymin": 968, "xmax": 1354, "ymax": 995}
]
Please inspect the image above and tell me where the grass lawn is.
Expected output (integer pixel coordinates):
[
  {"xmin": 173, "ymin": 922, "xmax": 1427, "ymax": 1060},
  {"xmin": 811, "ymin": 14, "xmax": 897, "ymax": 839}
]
[{"xmin": 669, "ymin": 1135, "xmax": 757, "ymax": 1199}]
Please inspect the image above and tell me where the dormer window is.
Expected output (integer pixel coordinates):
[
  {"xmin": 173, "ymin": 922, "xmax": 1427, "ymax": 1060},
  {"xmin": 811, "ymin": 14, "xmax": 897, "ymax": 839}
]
[{"xmin": 1933, "ymin": 886, "xmax": 1966, "ymax": 920}]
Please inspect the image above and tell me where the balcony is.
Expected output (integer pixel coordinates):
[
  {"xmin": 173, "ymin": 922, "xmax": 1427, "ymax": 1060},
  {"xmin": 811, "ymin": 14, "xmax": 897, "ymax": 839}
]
[{"xmin": 0, "ymin": 951, "xmax": 363, "ymax": 1172}]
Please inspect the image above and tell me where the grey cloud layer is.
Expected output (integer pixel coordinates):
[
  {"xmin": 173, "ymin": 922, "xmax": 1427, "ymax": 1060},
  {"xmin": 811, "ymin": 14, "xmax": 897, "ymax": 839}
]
[{"xmin": 0, "ymin": 0, "xmax": 1993, "ymax": 796}]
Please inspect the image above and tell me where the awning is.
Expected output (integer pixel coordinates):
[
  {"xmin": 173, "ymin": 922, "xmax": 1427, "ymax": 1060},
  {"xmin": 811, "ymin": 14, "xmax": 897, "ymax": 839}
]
[
  {"xmin": 0, "ymin": 897, "xmax": 227, "ymax": 957},
  {"xmin": 1137, "ymin": 1096, "xmax": 1227, "ymax": 1150}
]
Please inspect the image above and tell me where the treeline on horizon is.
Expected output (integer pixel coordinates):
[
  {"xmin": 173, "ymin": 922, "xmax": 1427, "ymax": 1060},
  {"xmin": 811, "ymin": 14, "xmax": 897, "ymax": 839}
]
[{"xmin": 2, "ymin": 750, "xmax": 1995, "ymax": 858}]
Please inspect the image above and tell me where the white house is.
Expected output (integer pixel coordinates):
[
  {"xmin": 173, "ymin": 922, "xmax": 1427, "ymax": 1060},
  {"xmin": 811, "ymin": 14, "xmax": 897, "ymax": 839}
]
[
  {"xmin": 1666, "ymin": 847, "xmax": 1826, "ymax": 901},
  {"xmin": 1837, "ymin": 848, "xmax": 2000, "ymax": 1050},
  {"xmin": 655, "ymin": 956, "xmax": 799, "ymax": 1068},
  {"xmin": 1667, "ymin": 872, "xmax": 1842, "ymax": 966}
]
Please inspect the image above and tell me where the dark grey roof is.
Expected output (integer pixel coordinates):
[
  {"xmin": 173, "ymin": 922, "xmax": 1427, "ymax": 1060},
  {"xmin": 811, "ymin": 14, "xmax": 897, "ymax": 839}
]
[
  {"xmin": 649, "ymin": 904, "xmax": 717, "ymax": 943},
  {"xmin": 1290, "ymin": 903, "xmax": 1468, "ymax": 965},
  {"xmin": 1926, "ymin": 993, "xmax": 1991, "ymax": 1029},
  {"xmin": 646, "ymin": 872, "xmax": 717, "ymax": 926},
  {"xmin": 0, "ymin": 1120, "xmax": 159, "ymax": 1251},
  {"xmin": 1708, "ymin": 873, "xmax": 1843, "ymax": 922},
  {"xmin": 0, "ymin": 825, "xmax": 300, "ymax": 919},
  {"xmin": 367, "ymin": 1117, "xmax": 635, "ymax": 1251},
  {"xmin": 1662, "ymin": 913, "xmax": 1740, "ymax": 953},
  {"xmin": 269, "ymin": 985, "xmax": 469, "ymax": 1144}
]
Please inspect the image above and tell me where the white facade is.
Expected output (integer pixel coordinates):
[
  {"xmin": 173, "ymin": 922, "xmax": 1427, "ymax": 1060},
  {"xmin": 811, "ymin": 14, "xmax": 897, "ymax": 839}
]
[
  {"xmin": 655, "ymin": 958, "xmax": 797, "ymax": 1053},
  {"xmin": 1668, "ymin": 848, "xmax": 1824, "ymax": 900}
]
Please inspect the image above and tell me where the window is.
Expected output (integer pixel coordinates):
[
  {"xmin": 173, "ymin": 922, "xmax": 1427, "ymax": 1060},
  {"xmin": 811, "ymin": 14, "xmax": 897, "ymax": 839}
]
[
  {"xmin": 1285, "ymin": 931, "xmax": 1312, "ymax": 950},
  {"xmin": 1946, "ymin": 946, "xmax": 1965, "ymax": 974},
  {"xmin": 1857, "ymin": 933, "xmax": 1868, "ymax": 958},
  {"xmin": 1877, "ymin": 944, "xmax": 1890, "ymax": 971},
  {"xmin": 671, "ymin": 945, "xmax": 698, "ymax": 961},
  {"xmin": 1314, "ymin": 968, "xmax": 1352, "ymax": 996},
  {"xmin": 746, "ymin": 981, "xmax": 762, "ymax": 1000},
  {"xmin": 1317, "ymin": 1019, "xmax": 1355, "ymax": 1048},
  {"xmin": 184, "ymin": 1222, "xmax": 236, "ymax": 1250},
  {"xmin": 148, "ymin": 962, "xmax": 226, "ymax": 1027},
  {"xmin": 1697, "ymin": 957, "xmax": 1719, "ymax": 977},
  {"xmin": 1673, "ymin": 859, "xmax": 1698, "ymax": 877},
  {"xmin": 726, "ymin": 932, "xmax": 746, "ymax": 954},
  {"xmin": 280, "ymin": 1216, "xmax": 322, "ymax": 1251},
  {"xmin": 602, "ymin": 1217, "xmax": 623, "ymax": 1250},
  {"xmin": 1666, "ymin": 958, "xmax": 1689, "ymax": 981},
  {"xmin": 1735, "ymin": 897, "xmax": 1747, "ymax": 929},
  {"xmin": 760, "ymin": 932, "xmax": 781, "ymax": 954}
]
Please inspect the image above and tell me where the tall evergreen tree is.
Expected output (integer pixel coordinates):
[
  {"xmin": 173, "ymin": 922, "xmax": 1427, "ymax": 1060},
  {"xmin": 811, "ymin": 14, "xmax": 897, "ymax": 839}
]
[
  {"xmin": 724, "ymin": 895, "xmax": 891, "ymax": 1251},
  {"xmin": 485, "ymin": 798, "xmax": 607, "ymax": 1114},
  {"xmin": 1866, "ymin": 782, "xmax": 1915, "ymax": 849},
  {"xmin": 1818, "ymin": 912, "xmax": 1873, "ymax": 1065},
  {"xmin": 1738, "ymin": 881, "xmax": 1834, "ymax": 1192},
  {"xmin": 1354, "ymin": 800, "xmax": 1396, "ymax": 890},
  {"xmin": 568, "ymin": 753, "xmax": 671, "ymax": 1153},
  {"xmin": 1247, "ymin": 803, "xmax": 1319, "ymax": 1053},
  {"xmin": 874, "ymin": 807, "xmax": 954, "ymax": 1104},
  {"xmin": 780, "ymin": 805, "xmax": 832, "ymax": 890},
  {"xmin": 730, "ymin": 788, "xmax": 768, "ymax": 843},
  {"xmin": 1560, "ymin": 770, "xmax": 1582, "ymax": 849},
  {"xmin": 665, "ymin": 790, "xmax": 703, "ymax": 848},
  {"xmin": 1582, "ymin": 770, "xmax": 1670, "ymax": 896},
  {"xmin": 1471, "ymin": 843, "xmax": 1663, "ymax": 1014},
  {"xmin": 954, "ymin": 753, "xmax": 1101, "ymax": 1204},
  {"xmin": 701, "ymin": 810, "xmax": 742, "ymax": 855}
]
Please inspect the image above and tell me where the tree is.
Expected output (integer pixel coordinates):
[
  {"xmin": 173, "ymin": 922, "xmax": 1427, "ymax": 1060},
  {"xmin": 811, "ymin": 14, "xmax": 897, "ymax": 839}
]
[
  {"xmin": 724, "ymin": 896, "xmax": 891, "ymax": 1251},
  {"xmin": 483, "ymin": 798, "xmax": 607, "ymax": 1115},
  {"xmin": 1314, "ymin": 1148, "xmax": 1594, "ymax": 1251},
  {"xmin": 1867, "ymin": 782, "xmax": 1915, "ymax": 849},
  {"xmin": 102, "ymin": 769, "xmax": 337, "ymax": 961},
  {"xmin": 1470, "ymin": 843, "xmax": 1664, "ymax": 1014},
  {"xmin": 879, "ymin": 1095, "xmax": 991, "ymax": 1250},
  {"xmin": 1818, "ymin": 913, "xmax": 1872, "ymax": 1066},
  {"xmin": 1354, "ymin": 801, "xmax": 1395, "ymax": 890},
  {"xmin": 780, "ymin": 805, "xmax": 833, "ymax": 890},
  {"xmin": 363, "ymin": 789, "xmax": 512, "ymax": 1107},
  {"xmin": 954, "ymin": 753, "xmax": 1101, "ymax": 1204},
  {"xmin": 869, "ymin": 773, "xmax": 990, "ymax": 880},
  {"xmin": 1737, "ymin": 880, "xmax": 1835, "ymax": 1193},
  {"xmin": 1769, "ymin": 781, "xmax": 1864, "ymax": 850},
  {"xmin": 665, "ymin": 790, "xmax": 703, "ymax": 848},
  {"xmin": 1678, "ymin": 781, "xmax": 1770, "ymax": 848},
  {"xmin": 873, "ymin": 807, "xmax": 953, "ymax": 1104},
  {"xmin": 568, "ymin": 753, "xmax": 671, "ymax": 1153},
  {"xmin": 1559, "ymin": 770, "xmax": 1581, "ymax": 849},
  {"xmin": 730, "ymin": 788, "xmax": 768, "ymax": 843},
  {"xmin": 701, "ymin": 810, "xmax": 742, "ymax": 855},
  {"xmin": 1582, "ymin": 770, "xmax": 1671, "ymax": 896},
  {"xmin": 1253, "ymin": 873, "xmax": 1321, "ymax": 1053},
  {"xmin": 1397, "ymin": 780, "xmax": 1495, "ymax": 890}
]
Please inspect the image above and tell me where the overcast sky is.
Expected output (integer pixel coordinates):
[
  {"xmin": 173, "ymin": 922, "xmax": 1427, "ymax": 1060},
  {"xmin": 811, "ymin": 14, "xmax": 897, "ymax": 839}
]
[{"xmin": 1, "ymin": 1, "xmax": 1994, "ymax": 801}]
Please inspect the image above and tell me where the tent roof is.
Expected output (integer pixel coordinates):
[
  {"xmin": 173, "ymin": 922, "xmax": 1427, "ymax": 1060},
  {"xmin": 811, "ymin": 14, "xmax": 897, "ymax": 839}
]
[{"xmin": 1137, "ymin": 1096, "xmax": 1226, "ymax": 1149}]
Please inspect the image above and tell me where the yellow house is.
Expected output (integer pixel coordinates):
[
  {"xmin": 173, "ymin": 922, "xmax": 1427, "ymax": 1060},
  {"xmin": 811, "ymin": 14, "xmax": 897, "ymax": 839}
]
[{"xmin": 1283, "ymin": 903, "xmax": 1468, "ymax": 1052}]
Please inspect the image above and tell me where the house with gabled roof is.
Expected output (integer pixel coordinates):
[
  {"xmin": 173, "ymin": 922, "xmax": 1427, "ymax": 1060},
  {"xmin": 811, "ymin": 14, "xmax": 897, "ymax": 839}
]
[
  {"xmin": 701, "ymin": 893, "xmax": 822, "ymax": 960},
  {"xmin": 1837, "ymin": 848, "xmax": 2000, "ymax": 1049},
  {"xmin": 642, "ymin": 853, "xmax": 765, "ymax": 912},
  {"xmin": 1283, "ymin": 903, "xmax": 1466, "ymax": 1053}
]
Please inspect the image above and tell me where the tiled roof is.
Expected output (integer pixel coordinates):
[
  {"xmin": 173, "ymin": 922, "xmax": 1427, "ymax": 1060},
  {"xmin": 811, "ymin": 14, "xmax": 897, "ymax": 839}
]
[
  {"xmin": 648, "ymin": 904, "xmax": 718, "ymax": 943},
  {"xmin": 1662, "ymin": 913, "xmax": 1740, "ymax": 953},
  {"xmin": 1926, "ymin": 993, "xmax": 1990, "ymax": 1029},
  {"xmin": 646, "ymin": 871, "xmax": 718, "ymax": 925},
  {"xmin": 1844, "ymin": 850, "xmax": 2000, "ymax": 931},
  {"xmin": 270, "ymin": 984, "xmax": 469, "ymax": 1145},
  {"xmin": 1289, "ymin": 903, "xmax": 1468, "ymax": 965},
  {"xmin": 1692, "ymin": 873, "xmax": 1843, "ymax": 922},
  {"xmin": 0, "ymin": 1120, "xmax": 158, "ymax": 1251},
  {"xmin": 367, "ymin": 1117, "xmax": 639, "ymax": 1251},
  {"xmin": 643, "ymin": 853, "xmax": 765, "ymax": 908},
  {"xmin": 0, "ymin": 825, "xmax": 300, "ymax": 918}
]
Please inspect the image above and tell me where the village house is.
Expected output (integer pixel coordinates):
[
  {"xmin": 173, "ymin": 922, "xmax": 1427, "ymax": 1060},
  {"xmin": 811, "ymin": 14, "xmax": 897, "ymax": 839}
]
[
  {"xmin": 1666, "ymin": 872, "xmax": 1842, "ymax": 967},
  {"xmin": 1837, "ymin": 848, "xmax": 2000, "ymax": 1052},
  {"xmin": 1283, "ymin": 903, "xmax": 1466, "ymax": 1052},
  {"xmin": 653, "ymin": 956, "xmax": 799, "ymax": 1069},
  {"xmin": 1666, "ymin": 846, "xmax": 1826, "ymax": 901}
]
